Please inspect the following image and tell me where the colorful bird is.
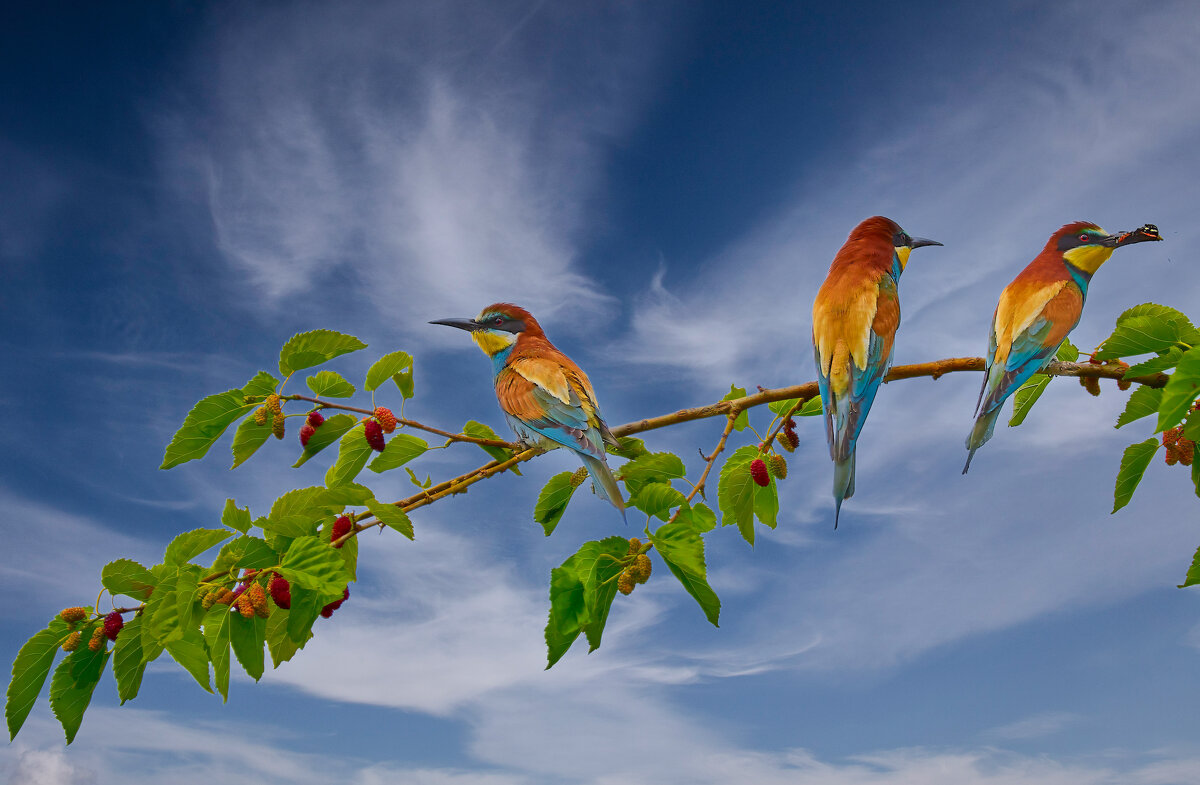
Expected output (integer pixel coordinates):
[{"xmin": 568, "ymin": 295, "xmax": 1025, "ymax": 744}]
[
  {"xmin": 963, "ymin": 222, "xmax": 1162, "ymax": 473},
  {"xmin": 431, "ymin": 303, "xmax": 626, "ymax": 520},
  {"xmin": 812, "ymin": 216, "xmax": 942, "ymax": 527}
]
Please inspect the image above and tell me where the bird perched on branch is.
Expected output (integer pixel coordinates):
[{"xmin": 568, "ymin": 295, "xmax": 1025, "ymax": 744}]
[
  {"xmin": 432, "ymin": 303, "xmax": 626, "ymax": 521},
  {"xmin": 963, "ymin": 222, "xmax": 1163, "ymax": 473},
  {"xmin": 812, "ymin": 216, "xmax": 942, "ymax": 527}
]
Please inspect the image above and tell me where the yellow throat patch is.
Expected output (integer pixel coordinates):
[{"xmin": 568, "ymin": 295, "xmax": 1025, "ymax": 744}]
[
  {"xmin": 1062, "ymin": 244, "xmax": 1115, "ymax": 274},
  {"xmin": 471, "ymin": 330, "xmax": 517, "ymax": 356}
]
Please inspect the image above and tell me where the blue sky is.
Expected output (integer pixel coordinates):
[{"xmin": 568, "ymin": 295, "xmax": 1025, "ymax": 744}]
[{"xmin": 4, "ymin": 1, "xmax": 1200, "ymax": 782}]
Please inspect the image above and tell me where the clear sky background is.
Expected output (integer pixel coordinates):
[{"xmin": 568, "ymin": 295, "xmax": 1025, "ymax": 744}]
[{"xmin": 3, "ymin": 1, "xmax": 1200, "ymax": 783}]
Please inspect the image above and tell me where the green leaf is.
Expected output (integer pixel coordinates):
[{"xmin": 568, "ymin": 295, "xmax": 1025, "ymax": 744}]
[
  {"xmin": 305, "ymin": 370, "xmax": 356, "ymax": 398},
  {"xmin": 718, "ymin": 446, "xmax": 759, "ymax": 544},
  {"xmin": 1113, "ymin": 438, "xmax": 1159, "ymax": 513},
  {"xmin": 278, "ymin": 329, "xmax": 367, "ymax": 376},
  {"xmin": 365, "ymin": 500, "xmax": 413, "ymax": 540},
  {"xmin": 534, "ymin": 472, "xmax": 579, "ymax": 536},
  {"xmin": 618, "ymin": 452, "xmax": 687, "ymax": 496},
  {"xmin": 463, "ymin": 421, "xmax": 521, "ymax": 475},
  {"xmin": 160, "ymin": 389, "xmax": 251, "ymax": 469},
  {"xmin": 221, "ymin": 499, "xmax": 253, "ymax": 534},
  {"xmin": 212, "ymin": 536, "xmax": 279, "ymax": 574},
  {"xmin": 48, "ymin": 641, "xmax": 109, "ymax": 743},
  {"xmin": 266, "ymin": 608, "xmax": 308, "ymax": 668},
  {"xmin": 101, "ymin": 559, "xmax": 156, "ymax": 601},
  {"xmin": 629, "ymin": 483, "xmax": 687, "ymax": 521},
  {"xmin": 202, "ymin": 605, "xmax": 231, "ymax": 701},
  {"xmin": 325, "ymin": 423, "xmax": 373, "ymax": 487},
  {"xmin": 230, "ymin": 412, "xmax": 272, "ymax": 468},
  {"xmin": 544, "ymin": 536, "xmax": 628, "ymax": 668},
  {"xmin": 165, "ymin": 623, "xmax": 212, "ymax": 693},
  {"xmin": 292, "ymin": 413, "xmax": 357, "ymax": 468},
  {"xmin": 112, "ymin": 615, "xmax": 147, "ymax": 705},
  {"xmin": 1178, "ymin": 545, "xmax": 1200, "ymax": 588},
  {"xmin": 324, "ymin": 482, "xmax": 374, "ymax": 507},
  {"xmin": 229, "ymin": 613, "xmax": 267, "ymax": 682},
  {"xmin": 652, "ymin": 520, "xmax": 720, "ymax": 626},
  {"xmin": 1157, "ymin": 346, "xmax": 1200, "ymax": 431},
  {"xmin": 721, "ymin": 385, "xmax": 749, "ymax": 431},
  {"xmin": 368, "ymin": 433, "xmax": 429, "ymax": 473},
  {"xmin": 242, "ymin": 371, "xmax": 280, "ymax": 398},
  {"xmin": 394, "ymin": 365, "xmax": 415, "ymax": 399},
  {"xmin": 1116, "ymin": 386, "xmax": 1163, "ymax": 429},
  {"xmin": 687, "ymin": 502, "xmax": 717, "ymax": 533},
  {"xmin": 266, "ymin": 486, "xmax": 341, "ymax": 538},
  {"xmin": 164, "ymin": 528, "xmax": 231, "ymax": 566},
  {"xmin": 769, "ymin": 396, "xmax": 822, "ymax": 418},
  {"xmin": 280, "ymin": 537, "xmax": 351, "ymax": 595},
  {"xmin": 606, "ymin": 436, "xmax": 649, "ymax": 459},
  {"xmin": 1193, "ymin": 458, "xmax": 1200, "ymax": 500},
  {"xmin": 1126, "ymin": 346, "xmax": 1184, "ymax": 378},
  {"xmin": 1097, "ymin": 304, "xmax": 1197, "ymax": 360},
  {"xmin": 754, "ymin": 474, "xmax": 779, "ymax": 530},
  {"xmin": 143, "ymin": 567, "xmax": 201, "ymax": 646},
  {"xmin": 286, "ymin": 587, "xmax": 324, "ymax": 646},
  {"xmin": 365, "ymin": 350, "xmax": 413, "ymax": 392},
  {"xmin": 6, "ymin": 616, "xmax": 70, "ymax": 740}
]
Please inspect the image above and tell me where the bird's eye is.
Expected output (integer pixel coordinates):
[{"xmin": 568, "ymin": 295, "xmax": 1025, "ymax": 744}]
[
  {"xmin": 1079, "ymin": 234, "xmax": 1090, "ymax": 243},
  {"xmin": 493, "ymin": 316, "xmax": 504, "ymax": 326}
]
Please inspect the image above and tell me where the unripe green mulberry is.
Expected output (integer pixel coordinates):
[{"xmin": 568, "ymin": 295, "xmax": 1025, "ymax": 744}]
[
  {"xmin": 569, "ymin": 466, "xmax": 589, "ymax": 487},
  {"xmin": 254, "ymin": 406, "xmax": 269, "ymax": 426},
  {"xmin": 271, "ymin": 412, "xmax": 286, "ymax": 440},
  {"xmin": 265, "ymin": 393, "xmax": 282, "ymax": 416},
  {"xmin": 617, "ymin": 570, "xmax": 635, "ymax": 595},
  {"xmin": 202, "ymin": 588, "xmax": 220, "ymax": 610},
  {"xmin": 627, "ymin": 537, "xmax": 641, "ymax": 554},
  {"xmin": 60, "ymin": 607, "xmax": 89, "ymax": 625},
  {"xmin": 631, "ymin": 554, "xmax": 652, "ymax": 584},
  {"xmin": 62, "ymin": 631, "xmax": 82, "ymax": 652},
  {"xmin": 88, "ymin": 627, "xmax": 105, "ymax": 652},
  {"xmin": 766, "ymin": 453, "xmax": 788, "ymax": 479}
]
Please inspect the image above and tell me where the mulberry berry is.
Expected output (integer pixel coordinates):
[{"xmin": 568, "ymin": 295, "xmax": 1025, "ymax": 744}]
[
  {"xmin": 215, "ymin": 587, "xmax": 235, "ymax": 605},
  {"xmin": 88, "ymin": 627, "xmax": 105, "ymax": 652},
  {"xmin": 617, "ymin": 570, "xmax": 635, "ymax": 595},
  {"xmin": 307, "ymin": 410, "xmax": 325, "ymax": 427},
  {"xmin": 1082, "ymin": 375, "xmax": 1101, "ymax": 397},
  {"xmin": 320, "ymin": 586, "xmax": 350, "ymax": 618},
  {"xmin": 268, "ymin": 573, "xmax": 291, "ymax": 610},
  {"xmin": 331, "ymin": 515, "xmax": 352, "ymax": 547},
  {"xmin": 766, "ymin": 453, "xmax": 788, "ymax": 480},
  {"xmin": 374, "ymin": 407, "xmax": 397, "ymax": 434},
  {"xmin": 364, "ymin": 419, "xmax": 385, "ymax": 451},
  {"xmin": 62, "ymin": 631, "xmax": 82, "ymax": 652},
  {"xmin": 631, "ymin": 553, "xmax": 652, "ymax": 584},
  {"xmin": 254, "ymin": 406, "xmax": 269, "ymax": 426},
  {"xmin": 265, "ymin": 393, "xmax": 282, "ymax": 416},
  {"xmin": 750, "ymin": 458, "xmax": 770, "ymax": 487},
  {"xmin": 235, "ymin": 595, "xmax": 255, "ymax": 618},
  {"xmin": 272, "ymin": 412, "xmax": 286, "ymax": 440},
  {"xmin": 627, "ymin": 537, "xmax": 641, "ymax": 554},
  {"xmin": 248, "ymin": 583, "xmax": 270, "ymax": 618},
  {"xmin": 201, "ymin": 589, "xmax": 220, "ymax": 610},
  {"xmin": 569, "ymin": 466, "xmax": 589, "ymax": 488},
  {"xmin": 1179, "ymin": 438, "xmax": 1195, "ymax": 467},
  {"xmin": 299, "ymin": 423, "xmax": 316, "ymax": 446},
  {"xmin": 1112, "ymin": 360, "xmax": 1132, "ymax": 391},
  {"xmin": 60, "ymin": 607, "xmax": 89, "ymax": 625},
  {"xmin": 103, "ymin": 611, "xmax": 124, "ymax": 641}
]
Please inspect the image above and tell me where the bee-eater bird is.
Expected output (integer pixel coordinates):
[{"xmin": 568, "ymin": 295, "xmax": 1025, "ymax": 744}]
[
  {"xmin": 812, "ymin": 216, "xmax": 942, "ymax": 527},
  {"xmin": 431, "ymin": 303, "xmax": 626, "ymax": 521},
  {"xmin": 963, "ymin": 221, "xmax": 1163, "ymax": 474}
]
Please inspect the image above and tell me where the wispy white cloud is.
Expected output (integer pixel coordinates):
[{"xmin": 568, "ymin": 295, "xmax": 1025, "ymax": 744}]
[
  {"xmin": 982, "ymin": 711, "xmax": 1079, "ymax": 742},
  {"xmin": 162, "ymin": 0, "xmax": 670, "ymax": 335}
]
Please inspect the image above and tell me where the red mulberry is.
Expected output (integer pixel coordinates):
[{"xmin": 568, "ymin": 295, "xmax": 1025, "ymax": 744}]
[
  {"xmin": 307, "ymin": 410, "xmax": 325, "ymax": 427},
  {"xmin": 364, "ymin": 419, "xmax": 385, "ymax": 451},
  {"xmin": 299, "ymin": 423, "xmax": 316, "ymax": 446},
  {"xmin": 268, "ymin": 573, "xmax": 291, "ymax": 610},
  {"xmin": 750, "ymin": 458, "xmax": 770, "ymax": 487},
  {"xmin": 320, "ymin": 587, "xmax": 350, "ymax": 618},
  {"xmin": 331, "ymin": 515, "xmax": 352, "ymax": 546},
  {"xmin": 103, "ymin": 611, "xmax": 124, "ymax": 641}
]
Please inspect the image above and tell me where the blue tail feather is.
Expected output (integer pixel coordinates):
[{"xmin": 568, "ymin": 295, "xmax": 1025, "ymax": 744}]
[
  {"xmin": 832, "ymin": 451, "xmax": 856, "ymax": 529},
  {"xmin": 963, "ymin": 407, "xmax": 1001, "ymax": 474}
]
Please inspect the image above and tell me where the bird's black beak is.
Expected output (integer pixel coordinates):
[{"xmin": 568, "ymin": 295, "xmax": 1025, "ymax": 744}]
[
  {"xmin": 1101, "ymin": 223, "xmax": 1163, "ymax": 248},
  {"xmin": 909, "ymin": 237, "xmax": 943, "ymax": 249},
  {"xmin": 429, "ymin": 317, "xmax": 481, "ymax": 332}
]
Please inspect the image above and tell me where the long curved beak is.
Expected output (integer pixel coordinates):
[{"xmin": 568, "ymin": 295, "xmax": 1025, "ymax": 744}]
[
  {"xmin": 1101, "ymin": 223, "xmax": 1163, "ymax": 247},
  {"xmin": 910, "ymin": 237, "xmax": 943, "ymax": 249},
  {"xmin": 429, "ymin": 317, "xmax": 480, "ymax": 332}
]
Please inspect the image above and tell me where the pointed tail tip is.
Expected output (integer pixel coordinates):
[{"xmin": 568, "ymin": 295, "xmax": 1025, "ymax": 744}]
[
  {"xmin": 833, "ymin": 498, "xmax": 842, "ymax": 530},
  {"xmin": 962, "ymin": 448, "xmax": 976, "ymax": 475}
]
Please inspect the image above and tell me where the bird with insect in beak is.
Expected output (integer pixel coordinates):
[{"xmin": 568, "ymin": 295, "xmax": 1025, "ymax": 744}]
[
  {"xmin": 963, "ymin": 222, "xmax": 1163, "ymax": 473},
  {"xmin": 812, "ymin": 216, "xmax": 943, "ymax": 528},
  {"xmin": 432, "ymin": 303, "xmax": 626, "ymax": 521}
]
